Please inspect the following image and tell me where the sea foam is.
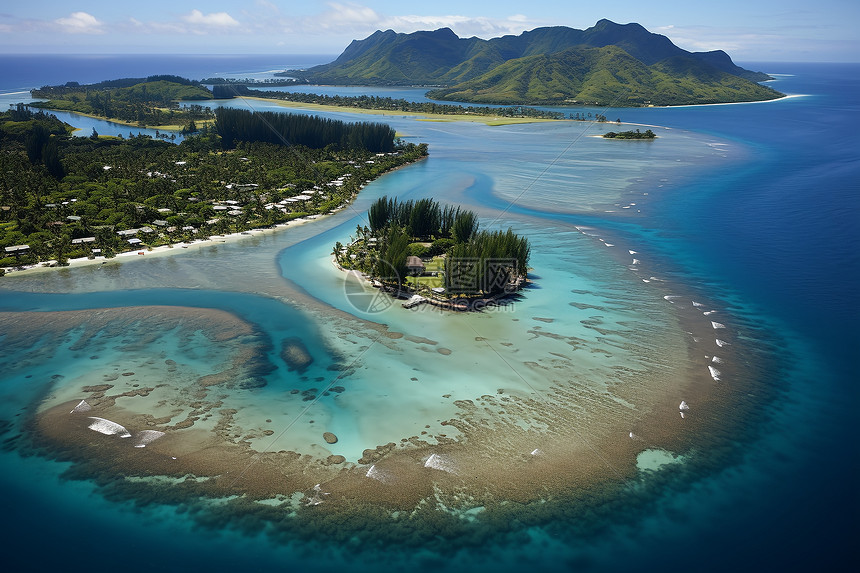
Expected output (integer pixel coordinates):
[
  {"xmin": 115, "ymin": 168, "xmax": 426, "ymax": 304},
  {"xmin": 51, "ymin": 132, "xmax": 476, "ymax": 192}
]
[
  {"xmin": 365, "ymin": 464, "xmax": 394, "ymax": 484},
  {"xmin": 711, "ymin": 321, "xmax": 726, "ymax": 329},
  {"xmin": 87, "ymin": 417, "xmax": 131, "ymax": 438},
  {"xmin": 424, "ymin": 453, "xmax": 457, "ymax": 474},
  {"xmin": 133, "ymin": 430, "xmax": 165, "ymax": 448},
  {"xmin": 70, "ymin": 400, "xmax": 91, "ymax": 414},
  {"xmin": 708, "ymin": 366, "xmax": 721, "ymax": 381},
  {"xmin": 306, "ymin": 484, "xmax": 329, "ymax": 506},
  {"xmin": 716, "ymin": 339, "xmax": 730, "ymax": 347}
]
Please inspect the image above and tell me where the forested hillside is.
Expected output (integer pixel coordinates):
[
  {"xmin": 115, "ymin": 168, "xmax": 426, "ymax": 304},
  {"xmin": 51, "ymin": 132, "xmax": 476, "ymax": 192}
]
[
  {"xmin": 30, "ymin": 76, "xmax": 214, "ymax": 129},
  {"xmin": 426, "ymin": 46, "xmax": 781, "ymax": 106},
  {"xmin": 284, "ymin": 19, "xmax": 782, "ymax": 106}
]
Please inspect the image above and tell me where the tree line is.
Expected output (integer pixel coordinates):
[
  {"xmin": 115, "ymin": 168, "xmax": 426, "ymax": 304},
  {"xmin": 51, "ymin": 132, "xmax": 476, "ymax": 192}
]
[
  {"xmin": 215, "ymin": 108, "xmax": 397, "ymax": 152},
  {"xmin": 214, "ymin": 85, "xmax": 564, "ymax": 120},
  {"xmin": 368, "ymin": 196, "xmax": 476, "ymax": 240}
]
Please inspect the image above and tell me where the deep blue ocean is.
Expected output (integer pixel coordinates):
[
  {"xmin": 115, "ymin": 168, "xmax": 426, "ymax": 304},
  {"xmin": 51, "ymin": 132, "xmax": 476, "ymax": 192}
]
[{"xmin": 0, "ymin": 55, "xmax": 858, "ymax": 572}]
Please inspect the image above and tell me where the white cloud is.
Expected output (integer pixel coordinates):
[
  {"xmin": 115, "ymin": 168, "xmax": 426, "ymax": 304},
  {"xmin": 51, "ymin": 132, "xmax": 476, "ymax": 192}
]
[
  {"xmin": 55, "ymin": 12, "xmax": 104, "ymax": 35},
  {"xmin": 316, "ymin": 3, "xmax": 381, "ymax": 30},
  {"xmin": 378, "ymin": 13, "xmax": 539, "ymax": 39},
  {"xmin": 656, "ymin": 24, "xmax": 785, "ymax": 56},
  {"xmin": 182, "ymin": 10, "xmax": 240, "ymax": 28},
  {"xmin": 255, "ymin": 0, "xmax": 280, "ymax": 11},
  {"xmin": 304, "ymin": 3, "xmax": 540, "ymax": 39}
]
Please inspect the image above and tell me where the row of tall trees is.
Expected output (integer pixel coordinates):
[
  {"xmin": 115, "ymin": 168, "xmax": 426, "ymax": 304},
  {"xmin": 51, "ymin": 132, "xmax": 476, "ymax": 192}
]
[
  {"xmin": 368, "ymin": 196, "xmax": 477, "ymax": 242},
  {"xmin": 215, "ymin": 108, "xmax": 396, "ymax": 152},
  {"xmin": 446, "ymin": 228, "xmax": 531, "ymax": 294}
]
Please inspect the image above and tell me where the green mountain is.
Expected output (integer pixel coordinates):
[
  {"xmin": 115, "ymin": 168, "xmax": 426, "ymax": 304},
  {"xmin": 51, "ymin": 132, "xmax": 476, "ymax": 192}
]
[
  {"xmin": 285, "ymin": 19, "xmax": 782, "ymax": 106},
  {"xmin": 428, "ymin": 47, "xmax": 781, "ymax": 106}
]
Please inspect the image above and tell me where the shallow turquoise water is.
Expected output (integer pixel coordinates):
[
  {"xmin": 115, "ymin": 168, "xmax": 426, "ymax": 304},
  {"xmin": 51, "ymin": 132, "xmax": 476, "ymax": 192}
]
[{"xmin": 0, "ymin": 58, "xmax": 856, "ymax": 572}]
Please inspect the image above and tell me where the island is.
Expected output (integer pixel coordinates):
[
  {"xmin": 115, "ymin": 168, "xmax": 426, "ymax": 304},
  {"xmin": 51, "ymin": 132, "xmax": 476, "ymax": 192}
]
[
  {"xmin": 282, "ymin": 19, "xmax": 784, "ymax": 107},
  {"xmin": 333, "ymin": 197, "xmax": 530, "ymax": 310},
  {"xmin": 0, "ymin": 105, "xmax": 427, "ymax": 273},
  {"xmin": 602, "ymin": 129, "xmax": 656, "ymax": 139}
]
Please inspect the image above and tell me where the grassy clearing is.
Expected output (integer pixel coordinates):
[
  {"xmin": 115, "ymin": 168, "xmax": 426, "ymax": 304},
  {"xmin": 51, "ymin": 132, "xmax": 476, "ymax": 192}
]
[{"xmin": 406, "ymin": 257, "xmax": 446, "ymax": 290}]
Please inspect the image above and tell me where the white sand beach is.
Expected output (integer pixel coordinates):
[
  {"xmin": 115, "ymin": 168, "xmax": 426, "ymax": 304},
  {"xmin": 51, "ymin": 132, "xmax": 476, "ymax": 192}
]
[{"xmin": 1, "ymin": 214, "xmax": 322, "ymax": 277}]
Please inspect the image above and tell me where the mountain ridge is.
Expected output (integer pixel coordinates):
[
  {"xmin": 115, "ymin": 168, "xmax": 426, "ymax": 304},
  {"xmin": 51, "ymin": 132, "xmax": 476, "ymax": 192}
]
[{"xmin": 283, "ymin": 20, "xmax": 782, "ymax": 106}]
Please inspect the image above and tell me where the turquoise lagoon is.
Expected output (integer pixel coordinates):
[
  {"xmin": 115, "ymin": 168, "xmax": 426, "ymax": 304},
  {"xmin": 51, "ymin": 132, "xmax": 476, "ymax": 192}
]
[{"xmin": 0, "ymin": 58, "xmax": 856, "ymax": 572}]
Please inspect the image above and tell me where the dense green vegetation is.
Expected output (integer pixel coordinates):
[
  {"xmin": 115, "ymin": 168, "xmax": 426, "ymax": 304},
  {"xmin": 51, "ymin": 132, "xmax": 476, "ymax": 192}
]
[
  {"xmin": 215, "ymin": 85, "xmax": 564, "ymax": 120},
  {"xmin": 0, "ymin": 106, "xmax": 427, "ymax": 269},
  {"xmin": 1, "ymin": 104, "xmax": 73, "ymax": 180},
  {"xmin": 30, "ymin": 76, "xmax": 214, "ymax": 129},
  {"xmin": 336, "ymin": 197, "xmax": 529, "ymax": 299},
  {"xmin": 426, "ymin": 46, "xmax": 782, "ymax": 106},
  {"xmin": 603, "ymin": 128, "xmax": 656, "ymax": 139},
  {"xmin": 215, "ymin": 108, "xmax": 397, "ymax": 152},
  {"xmin": 286, "ymin": 20, "xmax": 782, "ymax": 107}
]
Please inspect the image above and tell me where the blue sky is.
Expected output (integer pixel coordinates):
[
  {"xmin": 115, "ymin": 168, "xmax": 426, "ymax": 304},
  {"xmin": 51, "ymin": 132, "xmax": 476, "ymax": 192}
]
[{"xmin": 2, "ymin": 1, "xmax": 858, "ymax": 61}]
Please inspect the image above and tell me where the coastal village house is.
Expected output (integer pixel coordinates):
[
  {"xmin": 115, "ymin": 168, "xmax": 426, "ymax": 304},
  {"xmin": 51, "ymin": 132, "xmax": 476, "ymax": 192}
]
[{"xmin": 406, "ymin": 256, "xmax": 425, "ymax": 275}]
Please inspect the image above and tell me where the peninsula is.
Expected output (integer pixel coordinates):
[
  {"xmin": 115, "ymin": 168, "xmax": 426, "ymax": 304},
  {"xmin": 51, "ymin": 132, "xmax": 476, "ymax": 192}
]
[
  {"xmin": 0, "ymin": 105, "xmax": 427, "ymax": 273},
  {"xmin": 30, "ymin": 76, "xmax": 215, "ymax": 132}
]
